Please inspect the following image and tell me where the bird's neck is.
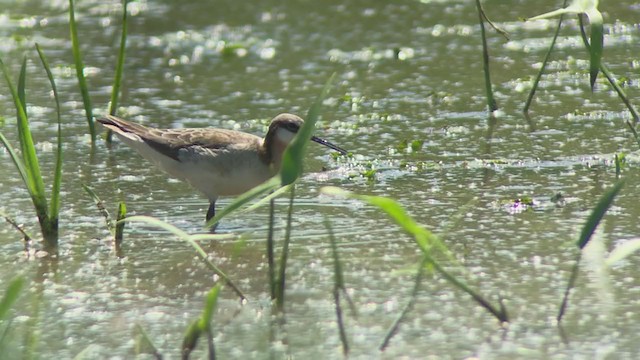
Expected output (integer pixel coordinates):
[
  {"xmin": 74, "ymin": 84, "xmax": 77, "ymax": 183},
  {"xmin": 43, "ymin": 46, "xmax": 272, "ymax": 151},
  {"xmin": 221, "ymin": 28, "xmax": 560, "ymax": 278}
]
[{"xmin": 260, "ymin": 132, "xmax": 291, "ymax": 174}]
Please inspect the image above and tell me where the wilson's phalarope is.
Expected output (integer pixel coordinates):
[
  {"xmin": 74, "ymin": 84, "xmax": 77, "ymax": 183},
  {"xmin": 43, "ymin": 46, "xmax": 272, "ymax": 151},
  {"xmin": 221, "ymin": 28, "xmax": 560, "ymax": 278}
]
[{"xmin": 97, "ymin": 113, "xmax": 347, "ymax": 223}]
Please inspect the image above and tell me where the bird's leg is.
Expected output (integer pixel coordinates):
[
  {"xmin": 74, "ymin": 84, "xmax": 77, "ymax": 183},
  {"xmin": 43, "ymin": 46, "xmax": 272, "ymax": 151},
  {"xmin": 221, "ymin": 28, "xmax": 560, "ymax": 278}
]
[
  {"xmin": 206, "ymin": 201, "xmax": 216, "ymax": 222},
  {"xmin": 206, "ymin": 201, "xmax": 218, "ymax": 232}
]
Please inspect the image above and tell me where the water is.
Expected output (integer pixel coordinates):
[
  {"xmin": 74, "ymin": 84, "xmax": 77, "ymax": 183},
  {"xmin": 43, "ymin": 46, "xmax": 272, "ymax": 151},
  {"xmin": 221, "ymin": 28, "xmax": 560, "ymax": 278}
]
[{"xmin": 1, "ymin": 0, "xmax": 640, "ymax": 358}]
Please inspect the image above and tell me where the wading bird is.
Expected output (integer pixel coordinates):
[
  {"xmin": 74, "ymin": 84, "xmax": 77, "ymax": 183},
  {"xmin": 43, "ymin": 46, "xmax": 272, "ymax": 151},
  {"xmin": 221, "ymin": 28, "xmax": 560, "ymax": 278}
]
[{"xmin": 97, "ymin": 113, "xmax": 347, "ymax": 224}]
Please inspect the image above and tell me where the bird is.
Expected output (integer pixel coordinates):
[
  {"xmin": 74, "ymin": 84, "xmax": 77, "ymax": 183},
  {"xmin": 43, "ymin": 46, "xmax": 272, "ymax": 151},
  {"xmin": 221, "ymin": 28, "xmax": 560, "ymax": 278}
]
[{"xmin": 97, "ymin": 113, "xmax": 347, "ymax": 224}]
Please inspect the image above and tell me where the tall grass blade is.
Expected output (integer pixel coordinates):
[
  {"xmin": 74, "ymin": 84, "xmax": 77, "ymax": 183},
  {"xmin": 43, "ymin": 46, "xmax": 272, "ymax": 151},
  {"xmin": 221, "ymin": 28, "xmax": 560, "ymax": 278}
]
[
  {"xmin": 106, "ymin": 0, "xmax": 130, "ymax": 143},
  {"xmin": 0, "ymin": 277, "xmax": 24, "ymax": 322},
  {"xmin": 558, "ymin": 179, "xmax": 624, "ymax": 322},
  {"xmin": 584, "ymin": 9, "xmax": 603, "ymax": 89},
  {"xmin": 0, "ymin": 57, "xmax": 52, "ymax": 245},
  {"xmin": 182, "ymin": 284, "xmax": 221, "ymax": 359},
  {"xmin": 380, "ymin": 257, "xmax": 427, "ymax": 351},
  {"xmin": 241, "ymin": 183, "xmax": 292, "ymax": 213},
  {"xmin": 201, "ymin": 284, "xmax": 220, "ymax": 359},
  {"xmin": 557, "ymin": 254, "xmax": 581, "ymax": 323},
  {"xmin": 280, "ymin": 73, "xmax": 335, "ymax": 185},
  {"xmin": 475, "ymin": 0, "xmax": 497, "ymax": 111},
  {"xmin": 133, "ymin": 324, "xmax": 162, "ymax": 359},
  {"xmin": 577, "ymin": 180, "xmax": 624, "ymax": 249},
  {"xmin": 267, "ymin": 198, "xmax": 276, "ymax": 300},
  {"xmin": 325, "ymin": 218, "xmax": 355, "ymax": 355},
  {"xmin": 527, "ymin": 0, "xmax": 603, "ymax": 91},
  {"xmin": 181, "ymin": 319, "xmax": 202, "ymax": 360},
  {"xmin": 35, "ymin": 44, "xmax": 63, "ymax": 228},
  {"xmin": 524, "ymin": 0, "xmax": 568, "ymax": 113},
  {"xmin": 69, "ymin": 0, "xmax": 96, "ymax": 144},
  {"xmin": 17, "ymin": 57, "xmax": 27, "ymax": 119},
  {"xmin": 122, "ymin": 215, "xmax": 246, "ymax": 301},
  {"xmin": 577, "ymin": 16, "xmax": 639, "ymax": 126},
  {"xmin": 275, "ymin": 186, "xmax": 295, "ymax": 312}
]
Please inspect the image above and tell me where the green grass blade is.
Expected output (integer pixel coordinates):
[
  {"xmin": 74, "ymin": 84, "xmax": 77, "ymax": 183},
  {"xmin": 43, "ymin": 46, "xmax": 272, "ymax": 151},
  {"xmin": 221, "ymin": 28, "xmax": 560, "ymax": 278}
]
[
  {"xmin": 108, "ymin": 0, "xmax": 128, "ymax": 115},
  {"xmin": 585, "ymin": 9, "xmax": 603, "ymax": 89},
  {"xmin": 577, "ymin": 15, "xmax": 639, "ymax": 126},
  {"xmin": 322, "ymin": 187, "xmax": 447, "ymax": 255},
  {"xmin": 241, "ymin": 183, "xmax": 292, "ymax": 213},
  {"xmin": 199, "ymin": 284, "xmax": 221, "ymax": 331},
  {"xmin": 69, "ymin": 0, "xmax": 96, "ymax": 144},
  {"xmin": 0, "ymin": 277, "xmax": 24, "ymax": 321},
  {"xmin": 17, "ymin": 56, "xmax": 27, "ymax": 122},
  {"xmin": 577, "ymin": 180, "xmax": 624, "ymax": 249},
  {"xmin": 326, "ymin": 218, "xmax": 345, "ymax": 289},
  {"xmin": 557, "ymin": 254, "xmax": 581, "ymax": 322},
  {"xmin": 122, "ymin": 215, "xmax": 246, "ymax": 301},
  {"xmin": 107, "ymin": 0, "xmax": 129, "ymax": 143},
  {"xmin": 323, "ymin": 186, "xmax": 508, "ymax": 323},
  {"xmin": 35, "ymin": 44, "xmax": 63, "ymax": 221},
  {"xmin": 0, "ymin": 58, "xmax": 48, "ymax": 224},
  {"xmin": 426, "ymin": 253, "xmax": 508, "ymax": 322},
  {"xmin": 275, "ymin": 186, "xmax": 296, "ymax": 312},
  {"xmin": 181, "ymin": 284, "xmax": 221, "ymax": 359},
  {"xmin": 115, "ymin": 201, "xmax": 127, "ymax": 248},
  {"xmin": 280, "ymin": 73, "xmax": 335, "ymax": 185},
  {"xmin": 181, "ymin": 319, "xmax": 202, "ymax": 359},
  {"xmin": 267, "ymin": 198, "xmax": 276, "ymax": 300}
]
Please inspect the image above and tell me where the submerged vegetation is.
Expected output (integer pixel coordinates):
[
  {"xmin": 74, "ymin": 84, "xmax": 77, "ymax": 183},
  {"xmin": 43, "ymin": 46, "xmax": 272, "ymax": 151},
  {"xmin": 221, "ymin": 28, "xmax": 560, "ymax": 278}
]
[{"xmin": 1, "ymin": 0, "xmax": 640, "ymax": 358}]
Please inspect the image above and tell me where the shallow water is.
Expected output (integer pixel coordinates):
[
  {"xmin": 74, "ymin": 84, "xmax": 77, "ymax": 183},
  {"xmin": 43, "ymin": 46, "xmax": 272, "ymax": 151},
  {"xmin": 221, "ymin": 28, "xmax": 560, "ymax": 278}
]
[{"xmin": 1, "ymin": 0, "xmax": 640, "ymax": 358}]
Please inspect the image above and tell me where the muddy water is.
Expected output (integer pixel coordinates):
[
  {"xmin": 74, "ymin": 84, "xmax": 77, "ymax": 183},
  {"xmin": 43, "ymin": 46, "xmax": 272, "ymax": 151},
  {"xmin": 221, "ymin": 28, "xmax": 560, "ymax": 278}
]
[{"xmin": 1, "ymin": 0, "xmax": 640, "ymax": 358}]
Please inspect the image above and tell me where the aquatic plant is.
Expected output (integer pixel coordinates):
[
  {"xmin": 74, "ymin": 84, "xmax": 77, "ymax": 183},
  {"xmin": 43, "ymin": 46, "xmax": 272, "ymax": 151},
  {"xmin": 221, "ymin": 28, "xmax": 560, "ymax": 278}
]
[
  {"xmin": 82, "ymin": 185, "xmax": 127, "ymax": 253},
  {"xmin": 474, "ymin": 0, "xmax": 498, "ymax": 111},
  {"xmin": 0, "ymin": 45, "xmax": 63, "ymax": 250},
  {"xmin": 527, "ymin": 0, "xmax": 602, "ymax": 89},
  {"xmin": 525, "ymin": 0, "xmax": 639, "ymax": 132},
  {"xmin": 181, "ymin": 284, "xmax": 221, "ymax": 359},
  {"xmin": 321, "ymin": 187, "xmax": 509, "ymax": 348}
]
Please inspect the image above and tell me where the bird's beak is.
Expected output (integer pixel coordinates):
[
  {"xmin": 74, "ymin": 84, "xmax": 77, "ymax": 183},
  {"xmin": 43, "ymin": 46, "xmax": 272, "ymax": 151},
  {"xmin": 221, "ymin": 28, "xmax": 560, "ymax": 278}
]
[{"xmin": 311, "ymin": 136, "xmax": 348, "ymax": 155}]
